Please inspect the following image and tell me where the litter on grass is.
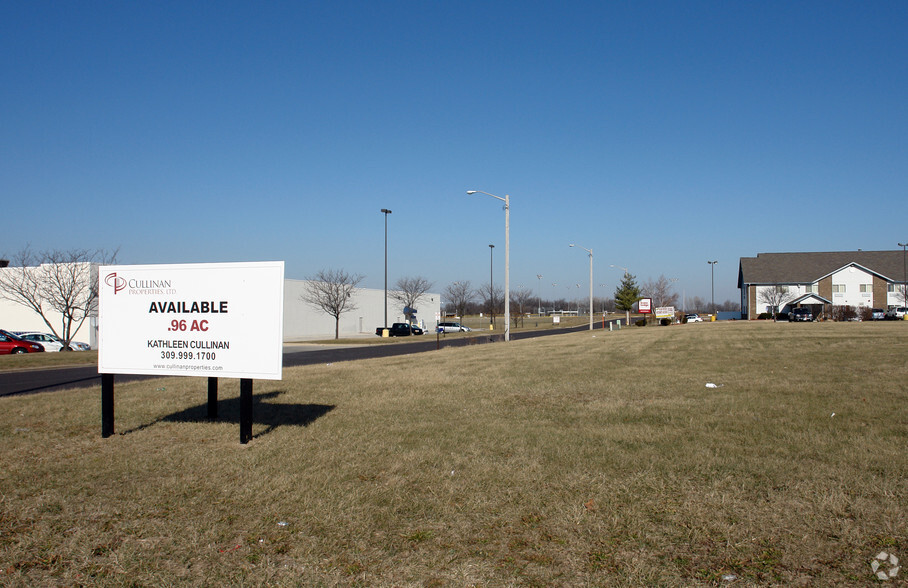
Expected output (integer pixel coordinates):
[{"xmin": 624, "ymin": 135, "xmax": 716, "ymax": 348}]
[{"xmin": 705, "ymin": 382, "xmax": 724, "ymax": 388}]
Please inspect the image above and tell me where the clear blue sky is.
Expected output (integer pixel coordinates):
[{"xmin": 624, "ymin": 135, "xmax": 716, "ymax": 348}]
[{"xmin": 3, "ymin": 1, "xmax": 906, "ymax": 306}]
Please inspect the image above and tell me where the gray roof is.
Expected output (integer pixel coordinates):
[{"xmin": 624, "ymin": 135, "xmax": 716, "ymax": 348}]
[
  {"xmin": 738, "ymin": 250, "xmax": 908, "ymax": 287},
  {"xmin": 788, "ymin": 293, "xmax": 832, "ymax": 305}
]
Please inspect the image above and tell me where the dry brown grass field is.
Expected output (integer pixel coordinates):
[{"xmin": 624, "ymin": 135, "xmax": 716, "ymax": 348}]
[
  {"xmin": 0, "ymin": 321, "xmax": 905, "ymax": 586},
  {"xmin": 0, "ymin": 350, "xmax": 100, "ymax": 370}
]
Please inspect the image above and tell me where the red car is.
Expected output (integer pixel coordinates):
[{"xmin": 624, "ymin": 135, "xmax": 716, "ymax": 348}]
[{"xmin": 0, "ymin": 329, "xmax": 45, "ymax": 354}]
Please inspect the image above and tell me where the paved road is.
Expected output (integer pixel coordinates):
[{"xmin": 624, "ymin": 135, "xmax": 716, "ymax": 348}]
[{"xmin": 0, "ymin": 321, "xmax": 618, "ymax": 396}]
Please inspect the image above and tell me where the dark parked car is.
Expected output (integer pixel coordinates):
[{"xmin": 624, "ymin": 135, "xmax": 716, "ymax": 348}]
[
  {"xmin": 871, "ymin": 308, "xmax": 886, "ymax": 321},
  {"xmin": 375, "ymin": 323, "xmax": 424, "ymax": 336},
  {"xmin": 789, "ymin": 308, "xmax": 814, "ymax": 322},
  {"xmin": 0, "ymin": 329, "xmax": 46, "ymax": 354}
]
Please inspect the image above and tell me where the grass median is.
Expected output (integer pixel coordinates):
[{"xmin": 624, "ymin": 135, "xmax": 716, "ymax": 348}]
[
  {"xmin": 0, "ymin": 321, "xmax": 905, "ymax": 585},
  {"xmin": 0, "ymin": 350, "xmax": 99, "ymax": 370}
]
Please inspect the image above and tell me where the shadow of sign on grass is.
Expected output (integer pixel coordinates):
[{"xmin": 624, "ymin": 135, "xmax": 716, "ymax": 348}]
[{"xmin": 123, "ymin": 390, "xmax": 335, "ymax": 439}]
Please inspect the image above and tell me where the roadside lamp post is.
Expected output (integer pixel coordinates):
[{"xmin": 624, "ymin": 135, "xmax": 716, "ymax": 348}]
[
  {"xmin": 708, "ymin": 260, "xmax": 718, "ymax": 316},
  {"xmin": 381, "ymin": 209, "xmax": 392, "ymax": 328},
  {"xmin": 468, "ymin": 190, "xmax": 510, "ymax": 341},
  {"xmin": 668, "ymin": 277, "xmax": 679, "ymax": 309},
  {"xmin": 610, "ymin": 264, "xmax": 630, "ymax": 326},
  {"xmin": 488, "ymin": 244, "xmax": 495, "ymax": 329},
  {"xmin": 537, "ymin": 274, "xmax": 543, "ymax": 315},
  {"xmin": 899, "ymin": 242, "xmax": 908, "ymax": 305},
  {"xmin": 570, "ymin": 244, "xmax": 594, "ymax": 330}
]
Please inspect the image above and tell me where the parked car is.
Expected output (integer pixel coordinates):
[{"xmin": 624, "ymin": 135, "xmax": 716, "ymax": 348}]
[
  {"xmin": 885, "ymin": 306, "xmax": 908, "ymax": 320},
  {"xmin": 871, "ymin": 308, "xmax": 886, "ymax": 321},
  {"xmin": 789, "ymin": 308, "xmax": 814, "ymax": 322},
  {"xmin": 437, "ymin": 321, "xmax": 472, "ymax": 333},
  {"xmin": 14, "ymin": 331, "xmax": 91, "ymax": 351},
  {"xmin": 684, "ymin": 314, "xmax": 703, "ymax": 323},
  {"xmin": 375, "ymin": 323, "xmax": 424, "ymax": 336},
  {"xmin": 0, "ymin": 329, "xmax": 46, "ymax": 354}
]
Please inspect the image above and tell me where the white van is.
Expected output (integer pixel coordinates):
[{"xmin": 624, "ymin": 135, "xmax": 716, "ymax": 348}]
[{"xmin": 437, "ymin": 322, "xmax": 472, "ymax": 333}]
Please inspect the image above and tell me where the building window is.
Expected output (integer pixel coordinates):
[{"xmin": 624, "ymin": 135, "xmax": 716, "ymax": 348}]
[
  {"xmin": 859, "ymin": 284, "xmax": 872, "ymax": 293},
  {"xmin": 832, "ymin": 284, "xmax": 846, "ymax": 293},
  {"xmin": 889, "ymin": 283, "xmax": 901, "ymax": 292},
  {"xmin": 805, "ymin": 284, "xmax": 819, "ymax": 293}
]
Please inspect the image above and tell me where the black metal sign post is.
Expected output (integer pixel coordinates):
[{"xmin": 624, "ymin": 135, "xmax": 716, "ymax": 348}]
[
  {"xmin": 102, "ymin": 375, "xmax": 252, "ymax": 442},
  {"xmin": 207, "ymin": 377, "xmax": 218, "ymax": 420},
  {"xmin": 101, "ymin": 374, "xmax": 115, "ymax": 438},
  {"xmin": 240, "ymin": 378, "xmax": 253, "ymax": 444}
]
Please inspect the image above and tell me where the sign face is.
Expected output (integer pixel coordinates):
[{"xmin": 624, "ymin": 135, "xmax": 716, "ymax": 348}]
[
  {"xmin": 98, "ymin": 261, "xmax": 284, "ymax": 380},
  {"xmin": 655, "ymin": 306, "xmax": 675, "ymax": 319},
  {"xmin": 638, "ymin": 298, "xmax": 653, "ymax": 314}
]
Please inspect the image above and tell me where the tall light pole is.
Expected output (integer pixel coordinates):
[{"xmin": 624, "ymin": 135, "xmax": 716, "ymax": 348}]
[
  {"xmin": 668, "ymin": 277, "xmax": 679, "ymax": 308},
  {"xmin": 488, "ymin": 244, "xmax": 495, "ymax": 328},
  {"xmin": 570, "ymin": 244, "xmax": 594, "ymax": 330},
  {"xmin": 899, "ymin": 243, "xmax": 908, "ymax": 305},
  {"xmin": 381, "ymin": 208, "xmax": 392, "ymax": 328},
  {"xmin": 610, "ymin": 264, "xmax": 630, "ymax": 326},
  {"xmin": 708, "ymin": 260, "xmax": 718, "ymax": 316},
  {"xmin": 468, "ymin": 190, "xmax": 510, "ymax": 341},
  {"xmin": 536, "ymin": 274, "xmax": 543, "ymax": 315}
]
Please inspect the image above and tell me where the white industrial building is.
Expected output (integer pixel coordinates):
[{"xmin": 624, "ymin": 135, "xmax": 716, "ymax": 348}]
[
  {"xmin": 0, "ymin": 262, "xmax": 441, "ymax": 346},
  {"xmin": 282, "ymin": 279, "xmax": 440, "ymax": 340}
]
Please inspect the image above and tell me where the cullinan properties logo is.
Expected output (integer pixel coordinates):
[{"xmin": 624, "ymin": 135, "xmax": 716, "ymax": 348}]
[
  {"xmin": 104, "ymin": 272, "xmax": 175, "ymax": 296},
  {"xmin": 104, "ymin": 272, "xmax": 126, "ymax": 294}
]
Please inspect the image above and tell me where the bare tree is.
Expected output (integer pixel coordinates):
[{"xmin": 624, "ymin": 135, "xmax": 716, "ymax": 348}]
[
  {"xmin": 443, "ymin": 281, "xmax": 475, "ymax": 320},
  {"xmin": 640, "ymin": 275, "xmax": 679, "ymax": 308},
  {"xmin": 392, "ymin": 276, "xmax": 434, "ymax": 327},
  {"xmin": 758, "ymin": 285, "xmax": 792, "ymax": 319},
  {"xmin": 594, "ymin": 296, "xmax": 615, "ymax": 313},
  {"xmin": 480, "ymin": 282, "xmax": 503, "ymax": 325},
  {"xmin": 509, "ymin": 286, "xmax": 535, "ymax": 327},
  {"xmin": 898, "ymin": 283, "xmax": 908, "ymax": 306},
  {"xmin": 717, "ymin": 299, "xmax": 741, "ymax": 312},
  {"xmin": 0, "ymin": 247, "xmax": 117, "ymax": 347},
  {"xmin": 300, "ymin": 269, "xmax": 364, "ymax": 339}
]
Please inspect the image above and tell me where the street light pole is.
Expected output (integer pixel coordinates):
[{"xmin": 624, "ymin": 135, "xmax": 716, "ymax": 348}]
[
  {"xmin": 570, "ymin": 244, "xmax": 594, "ymax": 330},
  {"xmin": 489, "ymin": 244, "xmax": 495, "ymax": 329},
  {"xmin": 899, "ymin": 243, "xmax": 908, "ymax": 305},
  {"xmin": 381, "ymin": 209, "xmax": 392, "ymax": 328},
  {"xmin": 536, "ymin": 274, "xmax": 543, "ymax": 315},
  {"xmin": 708, "ymin": 260, "xmax": 718, "ymax": 316},
  {"xmin": 468, "ymin": 190, "xmax": 510, "ymax": 341}
]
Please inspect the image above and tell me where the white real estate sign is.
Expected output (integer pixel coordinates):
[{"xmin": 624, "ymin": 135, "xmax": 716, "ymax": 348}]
[
  {"xmin": 655, "ymin": 306, "xmax": 675, "ymax": 319},
  {"xmin": 98, "ymin": 261, "xmax": 284, "ymax": 380}
]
